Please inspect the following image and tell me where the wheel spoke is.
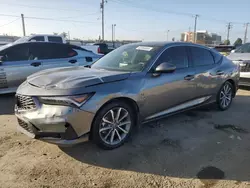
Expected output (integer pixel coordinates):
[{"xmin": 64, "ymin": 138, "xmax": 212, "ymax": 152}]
[
  {"xmin": 110, "ymin": 110, "xmax": 115, "ymax": 123},
  {"xmin": 102, "ymin": 118, "xmax": 114, "ymax": 125},
  {"xmin": 115, "ymin": 129, "xmax": 121, "ymax": 141},
  {"xmin": 116, "ymin": 108, "xmax": 122, "ymax": 121},
  {"xmin": 110, "ymin": 130, "xmax": 115, "ymax": 143},
  {"xmin": 117, "ymin": 126, "xmax": 128, "ymax": 134},
  {"xmin": 104, "ymin": 129, "xmax": 112, "ymax": 140},
  {"xmin": 118, "ymin": 112, "xmax": 128, "ymax": 122},
  {"xmin": 118, "ymin": 121, "xmax": 131, "ymax": 127},
  {"xmin": 99, "ymin": 126, "xmax": 112, "ymax": 133}
]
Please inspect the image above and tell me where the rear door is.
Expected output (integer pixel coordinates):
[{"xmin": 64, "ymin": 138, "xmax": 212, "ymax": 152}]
[
  {"xmin": 141, "ymin": 46, "xmax": 197, "ymax": 119},
  {"xmin": 188, "ymin": 46, "xmax": 220, "ymax": 98},
  {"xmin": 0, "ymin": 43, "xmax": 42, "ymax": 90},
  {"xmin": 38, "ymin": 43, "xmax": 80, "ymax": 71}
]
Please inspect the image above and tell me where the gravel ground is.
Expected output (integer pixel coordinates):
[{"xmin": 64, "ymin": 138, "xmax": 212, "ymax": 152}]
[{"xmin": 0, "ymin": 89, "xmax": 250, "ymax": 188}]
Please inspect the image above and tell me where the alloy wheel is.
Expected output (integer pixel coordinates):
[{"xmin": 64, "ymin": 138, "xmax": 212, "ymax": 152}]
[
  {"xmin": 219, "ymin": 83, "xmax": 233, "ymax": 109},
  {"xmin": 99, "ymin": 107, "xmax": 131, "ymax": 145}
]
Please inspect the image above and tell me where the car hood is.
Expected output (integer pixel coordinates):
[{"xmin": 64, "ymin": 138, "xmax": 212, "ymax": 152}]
[
  {"xmin": 27, "ymin": 67, "xmax": 130, "ymax": 89},
  {"xmin": 227, "ymin": 53, "xmax": 250, "ymax": 61}
]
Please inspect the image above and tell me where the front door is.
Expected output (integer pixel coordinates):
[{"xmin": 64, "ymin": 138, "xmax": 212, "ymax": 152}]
[
  {"xmin": 1, "ymin": 43, "xmax": 42, "ymax": 90},
  {"xmin": 140, "ymin": 46, "xmax": 197, "ymax": 120}
]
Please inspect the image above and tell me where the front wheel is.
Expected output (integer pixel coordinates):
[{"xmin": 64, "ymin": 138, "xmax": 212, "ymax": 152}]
[
  {"xmin": 92, "ymin": 101, "xmax": 136, "ymax": 150},
  {"xmin": 217, "ymin": 81, "xmax": 234, "ymax": 111}
]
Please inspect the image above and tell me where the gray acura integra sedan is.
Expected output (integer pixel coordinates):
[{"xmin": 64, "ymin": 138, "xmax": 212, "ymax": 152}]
[{"xmin": 15, "ymin": 42, "xmax": 240, "ymax": 149}]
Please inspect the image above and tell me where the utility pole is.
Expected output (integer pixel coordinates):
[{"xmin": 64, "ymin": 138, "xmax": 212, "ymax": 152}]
[
  {"xmin": 226, "ymin": 22, "xmax": 232, "ymax": 41},
  {"xmin": 244, "ymin": 23, "xmax": 249, "ymax": 44},
  {"xmin": 21, "ymin": 14, "xmax": 26, "ymax": 36},
  {"xmin": 112, "ymin": 24, "xmax": 114, "ymax": 46},
  {"xmin": 100, "ymin": 0, "xmax": 107, "ymax": 42},
  {"xmin": 193, "ymin": 14, "xmax": 198, "ymax": 43},
  {"xmin": 166, "ymin": 30, "xmax": 170, "ymax": 41},
  {"xmin": 112, "ymin": 24, "xmax": 116, "ymax": 48}
]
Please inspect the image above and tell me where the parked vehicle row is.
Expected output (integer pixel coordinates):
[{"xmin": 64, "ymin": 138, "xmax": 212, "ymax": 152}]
[
  {"xmin": 81, "ymin": 42, "xmax": 114, "ymax": 55},
  {"xmin": 15, "ymin": 42, "xmax": 239, "ymax": 149},
  {"xmin": 0, "ymin": 42, "xmax": 102, "ymax": 94}
]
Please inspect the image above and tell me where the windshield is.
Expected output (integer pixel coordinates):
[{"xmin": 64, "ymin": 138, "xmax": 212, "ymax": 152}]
[
  {"xmin": 13, "ymin": 36, "xmax": 29, "ymax": 44},
  {"xmin": 235, "ymin": 43, "xmax": 250, "ymax": 53},
  {"xmin": 0, "ymin": 43, "xmax": 13, "ymax": 51},
  {"xmin": 91, "ymin": 44, "xmax": 161, "ymax": 72}
]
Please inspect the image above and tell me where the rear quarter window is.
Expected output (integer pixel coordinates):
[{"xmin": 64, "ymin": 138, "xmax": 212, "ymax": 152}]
[
  {"xmin": 48, "ymin": 36, "xmax": 63, "ymax": 43},
  {"xmin": 210, "ymin": 49, "xmax": 223, "ymax": 64}
]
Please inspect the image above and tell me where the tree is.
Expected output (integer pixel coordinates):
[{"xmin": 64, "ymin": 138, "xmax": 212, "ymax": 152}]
[
  {"xmin": 234, "ymin": 38, "xmax": 242, "ymax": 47},
  {"xmin": 60, "ymin": 32, "xmax": 68, "ymax": 39},
  {"xmin": 224, "ymin": 39, "xmax": 230, "ymax": 45}
]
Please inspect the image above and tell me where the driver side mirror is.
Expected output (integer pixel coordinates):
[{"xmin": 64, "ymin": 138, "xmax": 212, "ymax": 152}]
[{"xmin": 155, "ymin": 62, "xmax": 176, "ymax": 73}]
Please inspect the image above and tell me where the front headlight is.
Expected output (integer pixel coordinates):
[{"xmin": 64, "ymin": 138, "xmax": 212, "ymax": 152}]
[{"xmin": 38, "ymin": 93, "xmax": 94, "ymax": 108}]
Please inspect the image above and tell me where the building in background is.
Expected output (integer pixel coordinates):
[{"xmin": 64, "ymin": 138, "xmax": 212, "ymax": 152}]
[{"xmin": 180, "ymin": 31, "xmax": 221, "ymax": 45}]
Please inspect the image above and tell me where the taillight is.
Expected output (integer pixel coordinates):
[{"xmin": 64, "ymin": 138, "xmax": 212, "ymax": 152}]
[{"xmin": 98, "ymin": 47, "xmax": 101, "ymax": 54}]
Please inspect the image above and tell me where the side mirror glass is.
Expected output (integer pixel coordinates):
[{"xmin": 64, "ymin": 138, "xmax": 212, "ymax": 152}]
[
  {"xmin": 231, "ymin": 49, "xmax": 235, "ymax": 53},
  {"xmin": 155, "ymin": 62, "xmax": 176, "ymax": 73}
]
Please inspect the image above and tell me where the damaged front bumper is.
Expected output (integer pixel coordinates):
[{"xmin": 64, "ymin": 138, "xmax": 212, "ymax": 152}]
[{"xmin": 15, "ymin": 95, "xmax": 95, "ymax": 146}]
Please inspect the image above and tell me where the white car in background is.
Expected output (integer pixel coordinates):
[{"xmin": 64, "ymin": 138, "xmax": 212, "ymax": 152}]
[
  {"xmin": 227, "ymin": 42, "xmax": 250, "ymax": 86},
  {"xmin": 14, "ymin": 35, "xmax": 66, "ymax": 44}
]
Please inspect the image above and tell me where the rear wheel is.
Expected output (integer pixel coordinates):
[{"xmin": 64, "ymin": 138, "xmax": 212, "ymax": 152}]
[
  {"xmin": 92, "ymin": 101, "xmax": 136, "ymax": 150},
  {"xmin": 217, "ymin": 81, "xmax": 233, "ymax": 111}
]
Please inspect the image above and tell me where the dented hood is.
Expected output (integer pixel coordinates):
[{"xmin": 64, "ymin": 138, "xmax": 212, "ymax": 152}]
[{"xmin": 27, "ymin": 67, "xmax": 130, "ymax": 89}]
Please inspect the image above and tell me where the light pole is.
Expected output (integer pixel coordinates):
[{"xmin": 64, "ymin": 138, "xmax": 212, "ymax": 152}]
[
  {"xmin": 166, "ymin": 30, "xmax": 170, "ymax": 41},
  {"xmin": 112, "ymin": 24, "xmax": 116, "ymax": 48}
]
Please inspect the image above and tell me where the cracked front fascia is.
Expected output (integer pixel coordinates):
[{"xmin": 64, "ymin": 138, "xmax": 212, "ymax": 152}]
[{"xmin": 21, "ymin": 104, "xmax": 94, "ymax": 137}]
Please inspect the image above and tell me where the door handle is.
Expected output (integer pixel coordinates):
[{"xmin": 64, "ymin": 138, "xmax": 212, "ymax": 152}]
[
  {"xmin": 184, "ymin": 75, "xmax": 195, "ymax": 80},
  {"xmin": 216, "ymin": 70, "xmax": 224, "ymax": 75},
  {"xmin": 69, "ymin": 59, "xmax": 77, "ymax": 64},
  {"xmin": 30, "ymin": 62, "xmax": 41, "ymax": 67}
]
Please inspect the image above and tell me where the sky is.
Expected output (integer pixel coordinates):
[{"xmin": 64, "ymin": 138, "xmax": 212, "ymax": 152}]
[{"xmin": 0, "ymin": 0, "xmax": 250, "ymax": 43}]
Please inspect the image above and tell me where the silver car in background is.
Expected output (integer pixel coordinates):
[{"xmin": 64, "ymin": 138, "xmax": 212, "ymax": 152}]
[
  {"xmin": 15, "ymin": 42, "xmax": 239, "ymax": 149},
  {"xmin": 227, "ymin": 42, "xmax": 250, "ymax": 86},
  {"xmin": 0, "ymin": 42, "xmax": 102, "ymax": 94}
]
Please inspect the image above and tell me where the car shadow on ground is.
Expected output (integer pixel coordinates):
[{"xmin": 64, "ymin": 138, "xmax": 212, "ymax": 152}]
[
  {"xmin": 0, "ymin": 94, "xmax": 15, "ymax": 115},
  {"xmin": 61, "ymin": 94, "xmax": 250, "ymax": 184}
]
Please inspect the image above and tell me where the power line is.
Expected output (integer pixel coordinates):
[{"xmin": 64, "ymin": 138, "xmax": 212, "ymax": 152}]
[
  {"xmin": 0, "ymin": 14, "xmax": 99, "ymax": 24},
  {"xmin": 0, "ymin": 2, "xmax": 94, "ymax": 13},
  {"xmin": 111, "ymin": 0, "xmax": 247, "ymax": 25},
  {"xmin": 0, "ymin": 18, "xmax": 20, "ymax": 27},
  {"xmin": 110, "ymin": 0, "xmax": 193, "ymax": 17}
]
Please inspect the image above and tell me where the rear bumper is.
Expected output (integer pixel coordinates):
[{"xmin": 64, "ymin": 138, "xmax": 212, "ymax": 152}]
[{"xmin": 239, "ymin": 72, "xmax": 250, "ymax": 86}]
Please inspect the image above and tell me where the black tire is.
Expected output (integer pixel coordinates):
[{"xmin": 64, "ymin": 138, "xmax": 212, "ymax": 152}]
[
  {"xmin": 92, "ymin": 101, "xmax": 136, "ymax": 150},
  {"xmin": 217, "ymin": 81, "xmax": 234, "ymax": 111}
]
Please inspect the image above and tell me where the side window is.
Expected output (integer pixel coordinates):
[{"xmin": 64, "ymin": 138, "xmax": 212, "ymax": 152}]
[
  {"xmin": 2, "ymin": 44, "xmax": 30, "ymax": 62},
  {"xmin": 210, "ymin": 49, "xmax": 223, "ymax": 64},
  {"xmin": 190, "ymin": 47, "xmax": 214, "ymax": 66},
  {"xmin": 157, "ymin": 46, "xmax": 188, "ymax": 69},
  {"xmin": 29, "ymin": 36, "xmax": 44, "ymax": 42},
  {"xmin": 48, "ymin": 36, "xmax": 63, "ymax": 43},
  {"xmin": 38, "ymin": 44, "xmax": 78, "ymax": 60}
]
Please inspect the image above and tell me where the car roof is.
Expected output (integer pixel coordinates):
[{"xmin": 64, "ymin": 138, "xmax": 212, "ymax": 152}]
[{"xmin": 129, "ymin": 41, "xmax": 210, "ymax": 49}]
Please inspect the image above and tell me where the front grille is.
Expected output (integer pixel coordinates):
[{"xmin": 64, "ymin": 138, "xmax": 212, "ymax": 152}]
[
  {"xmin": 240, "ymin": 63, "xmax": 250, "ymax": 72},
  {"xmin": 16, "ymin": 95, "xmax": 36, "ymax": 110},
  {"xmin": 17, "ymin": 118, "xmax": 34, "ymax": 133}
]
